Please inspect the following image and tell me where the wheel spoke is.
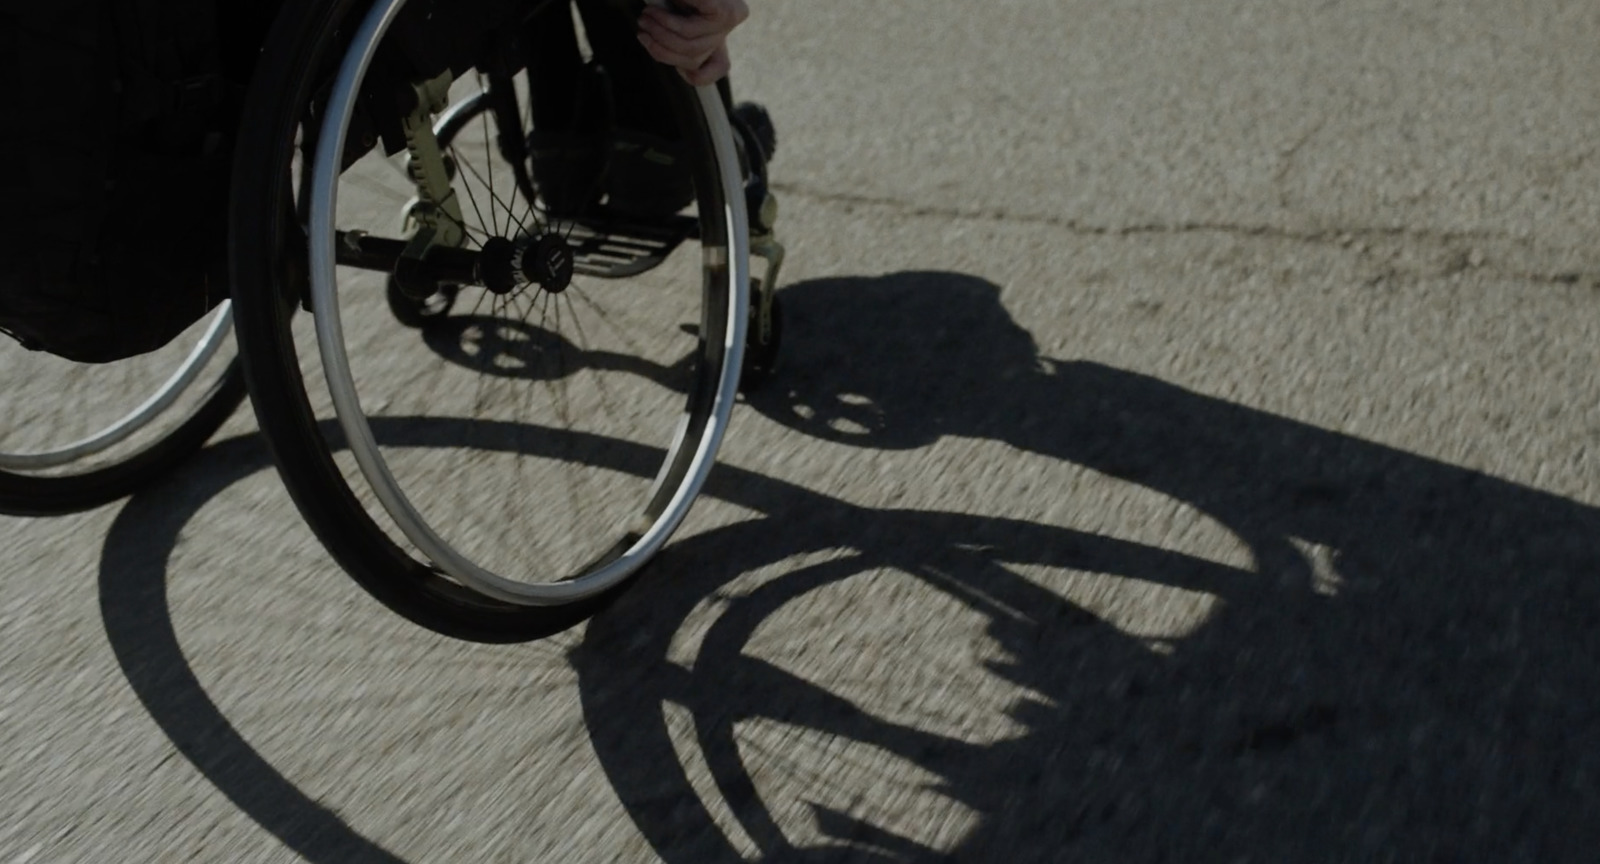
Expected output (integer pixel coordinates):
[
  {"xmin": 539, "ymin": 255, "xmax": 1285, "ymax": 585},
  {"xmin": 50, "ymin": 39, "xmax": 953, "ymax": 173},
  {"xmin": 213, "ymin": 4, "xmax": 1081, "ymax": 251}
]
[
  {"xmin": 478, "ymin": 77, "xmax": 504, "ymax": 238},
  {"xmin": 450, "ymin": 143, "xmax": 493, "ymax": 237},
  {"xmin": 293, "ymin": 12, "xmax": 745, "ymax": 613}
]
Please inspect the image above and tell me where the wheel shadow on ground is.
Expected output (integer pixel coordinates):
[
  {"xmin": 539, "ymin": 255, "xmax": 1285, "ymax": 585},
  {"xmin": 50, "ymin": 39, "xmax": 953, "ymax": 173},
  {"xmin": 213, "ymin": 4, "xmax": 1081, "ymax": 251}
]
[
  {"xmin": 97, "ymin": 413, "xmax": 678, "ymax": 863},
  {"xmin": 94, "ymin": 271, "xmax": 1600, "ymax": 863},
  {"xmin": 574, "ymin": 271, "xmax": 1600, "ymax": 863},
  {"xmin": 95, "ymin": 426, "xmax": 410, "ymax": 864}
]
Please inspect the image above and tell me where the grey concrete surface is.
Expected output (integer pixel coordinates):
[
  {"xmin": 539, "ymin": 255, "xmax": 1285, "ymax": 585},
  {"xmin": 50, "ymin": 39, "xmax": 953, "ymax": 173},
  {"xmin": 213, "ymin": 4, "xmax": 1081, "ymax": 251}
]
[{"xmin": 6, "ymin": 0, "xmax": 1600, "ymax": 861}]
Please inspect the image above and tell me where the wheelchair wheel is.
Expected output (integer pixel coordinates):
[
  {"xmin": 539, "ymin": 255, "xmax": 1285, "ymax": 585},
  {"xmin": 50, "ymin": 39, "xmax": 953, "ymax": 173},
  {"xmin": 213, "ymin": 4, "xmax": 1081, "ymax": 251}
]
[
  {"xmin": 0, "ymin": 307, "xmax": 246, "ymax": 516},
  {"xmin": 230, "ymin": 0, "xmax": 749, "ymax": 642}
]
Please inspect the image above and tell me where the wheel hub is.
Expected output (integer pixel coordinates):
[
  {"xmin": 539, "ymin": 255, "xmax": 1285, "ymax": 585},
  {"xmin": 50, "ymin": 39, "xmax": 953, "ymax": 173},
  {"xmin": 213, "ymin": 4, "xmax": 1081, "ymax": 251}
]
[
  {"xmin": 519, "ymin": 235, "xmax": 576, "ymax": 294},
  {"xmin": 477, "ymin": 234, "xmax": 576, "ymax": 295}
]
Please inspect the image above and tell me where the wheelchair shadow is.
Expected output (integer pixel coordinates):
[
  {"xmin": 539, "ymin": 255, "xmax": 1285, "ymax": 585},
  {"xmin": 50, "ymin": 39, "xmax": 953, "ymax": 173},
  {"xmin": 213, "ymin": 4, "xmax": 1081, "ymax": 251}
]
[
  {"xmin": 574, "ymin": 272, "xmax": 1600, "ymax": 862},
  {"xmin": 94, "ymin": 271, "xmax": 1600, "ymax": 863}
]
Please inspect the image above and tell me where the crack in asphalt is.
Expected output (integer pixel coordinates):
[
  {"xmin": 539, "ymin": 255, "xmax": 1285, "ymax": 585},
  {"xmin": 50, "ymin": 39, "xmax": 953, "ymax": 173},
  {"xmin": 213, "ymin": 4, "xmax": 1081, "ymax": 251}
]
[{"xmin": 772, "ymin": 181, "xmax": 1600, "ymax": 288}]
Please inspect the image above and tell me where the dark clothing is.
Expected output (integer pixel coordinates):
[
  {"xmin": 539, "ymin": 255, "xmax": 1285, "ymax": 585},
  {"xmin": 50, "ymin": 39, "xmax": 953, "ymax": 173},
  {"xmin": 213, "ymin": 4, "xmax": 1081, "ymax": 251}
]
[{"xmin": 525, "ymin": 0, "xmax": 679, "ymax": 139}]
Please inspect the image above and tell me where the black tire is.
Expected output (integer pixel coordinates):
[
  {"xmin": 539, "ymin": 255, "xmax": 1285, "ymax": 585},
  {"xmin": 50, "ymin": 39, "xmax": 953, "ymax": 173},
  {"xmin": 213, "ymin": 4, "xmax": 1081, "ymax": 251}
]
[{"xmin": 228, "ymin": 0, "xmax": 748, "ymax": 642}]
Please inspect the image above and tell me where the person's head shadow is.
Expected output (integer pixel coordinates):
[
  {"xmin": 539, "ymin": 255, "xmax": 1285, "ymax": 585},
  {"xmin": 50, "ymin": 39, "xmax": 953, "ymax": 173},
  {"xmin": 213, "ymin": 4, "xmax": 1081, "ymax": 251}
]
[{"xmin": 576, "ymin": 270, "xmax": 1600, "ymax": 863}]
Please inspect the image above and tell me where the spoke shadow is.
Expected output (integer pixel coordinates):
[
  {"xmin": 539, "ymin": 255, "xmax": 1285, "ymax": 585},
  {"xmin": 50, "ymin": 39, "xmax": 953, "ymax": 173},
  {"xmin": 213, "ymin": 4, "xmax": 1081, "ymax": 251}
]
[
  {"xmin": 575, "ymin": 271, "xmax": 1600, "ymax": 863},
  {"xmin": 422, "ymin": 302, "xmax": 697, "ymax": 387},
  {"xmin": 94, "ymin": 270, "xmax": 1600, "ymax": 863},
  {"xmin": 419, "ymin": 310, "xmax": 694, "ymax": 387}
]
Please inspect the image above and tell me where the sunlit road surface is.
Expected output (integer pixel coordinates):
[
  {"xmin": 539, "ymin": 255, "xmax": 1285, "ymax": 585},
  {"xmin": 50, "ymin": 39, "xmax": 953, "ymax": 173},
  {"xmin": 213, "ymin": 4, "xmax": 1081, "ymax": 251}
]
[{"xmin": 6, "ymin": 1, "xmax": 1600, "ymax": 861}]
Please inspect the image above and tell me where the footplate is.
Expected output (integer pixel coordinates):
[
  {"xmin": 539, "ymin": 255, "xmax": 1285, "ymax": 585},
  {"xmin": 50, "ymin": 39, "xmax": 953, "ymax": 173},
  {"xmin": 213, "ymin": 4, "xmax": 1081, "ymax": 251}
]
[{"xmin": 556, "ymin": 212, "xmax": 699, "ymax": 279}]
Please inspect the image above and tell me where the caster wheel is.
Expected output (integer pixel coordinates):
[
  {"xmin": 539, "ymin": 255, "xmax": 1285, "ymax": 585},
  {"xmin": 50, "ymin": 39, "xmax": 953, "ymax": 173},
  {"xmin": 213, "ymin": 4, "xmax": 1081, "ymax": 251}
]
[{"xmin": 731, "ymin": 101, "xmax": 777, "ymax": 164}]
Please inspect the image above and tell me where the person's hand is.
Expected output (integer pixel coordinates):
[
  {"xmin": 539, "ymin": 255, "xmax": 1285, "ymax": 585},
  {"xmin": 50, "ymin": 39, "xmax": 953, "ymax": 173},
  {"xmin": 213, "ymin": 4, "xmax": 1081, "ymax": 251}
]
[{"xmin": 637, "ymin": 0, "xmax": 748, "ymax": 86}]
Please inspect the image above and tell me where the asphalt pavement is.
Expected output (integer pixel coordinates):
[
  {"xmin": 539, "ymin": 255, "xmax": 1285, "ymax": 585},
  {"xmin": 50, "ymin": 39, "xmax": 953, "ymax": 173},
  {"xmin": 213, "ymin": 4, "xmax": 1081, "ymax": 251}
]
[{"xmin": 5, "ymin": 0, "xmax": 1600, "ymax": 861}]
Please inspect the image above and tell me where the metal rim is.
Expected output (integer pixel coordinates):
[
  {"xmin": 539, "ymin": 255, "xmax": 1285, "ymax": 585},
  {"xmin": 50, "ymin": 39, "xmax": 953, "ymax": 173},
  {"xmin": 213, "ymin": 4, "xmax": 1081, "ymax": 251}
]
[
  {"xmin": 309, "ymin": 0, "xmax": 749, "ymax": 606},
  {"xmin": 0, "ymin": 303, "xmax": 234, "ymax": 471}
]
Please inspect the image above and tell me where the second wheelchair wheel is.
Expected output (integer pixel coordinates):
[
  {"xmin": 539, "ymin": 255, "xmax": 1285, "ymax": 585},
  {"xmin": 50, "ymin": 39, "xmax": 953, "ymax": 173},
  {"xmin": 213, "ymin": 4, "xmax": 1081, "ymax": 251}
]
[
  {"xmin": 0, "ymin": 306, "xmax": 246, "ymax": 516},
  {"xmin": 230, "ymin": 0, "xmax": 749, "ymax": 642}
]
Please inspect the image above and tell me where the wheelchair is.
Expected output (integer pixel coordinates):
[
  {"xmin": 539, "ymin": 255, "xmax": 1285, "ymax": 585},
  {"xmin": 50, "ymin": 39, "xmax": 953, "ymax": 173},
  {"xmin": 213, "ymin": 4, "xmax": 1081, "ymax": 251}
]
[
  {"xmin": 3, "ymin": 0, "xmax": 782, "ymax": 642},
  {"xmin": 224, "ymin": 0, "xmax": 785, "ymax": 641}
]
